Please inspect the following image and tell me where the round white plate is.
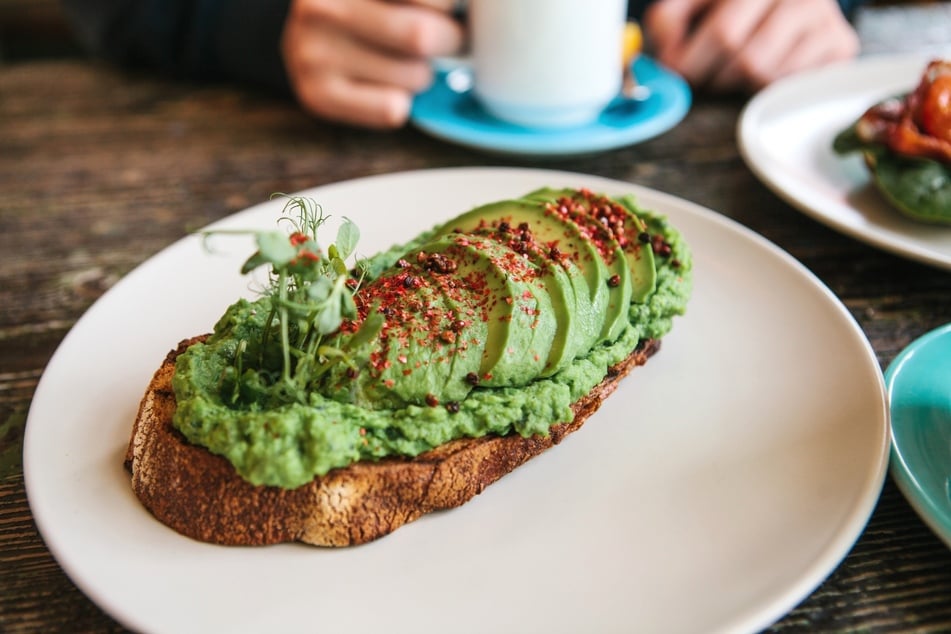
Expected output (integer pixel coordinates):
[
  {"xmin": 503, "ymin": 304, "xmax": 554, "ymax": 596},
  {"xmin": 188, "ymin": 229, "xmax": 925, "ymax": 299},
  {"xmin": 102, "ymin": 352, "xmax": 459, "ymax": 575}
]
[
  {"xmin": 25, "ymin": 168, "xmax": 888, "ymax": 634},
  {"xmin": 738, "ymin": 53, "xmax": 951, "ymax": 271}
]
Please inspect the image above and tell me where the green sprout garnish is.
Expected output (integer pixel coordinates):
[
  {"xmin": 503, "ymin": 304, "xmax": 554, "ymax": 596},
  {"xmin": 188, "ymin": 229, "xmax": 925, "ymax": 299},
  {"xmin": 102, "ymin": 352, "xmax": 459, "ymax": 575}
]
[{"xmin": 202, "ymin": 194, "xmax": 383, "ymax": 406}]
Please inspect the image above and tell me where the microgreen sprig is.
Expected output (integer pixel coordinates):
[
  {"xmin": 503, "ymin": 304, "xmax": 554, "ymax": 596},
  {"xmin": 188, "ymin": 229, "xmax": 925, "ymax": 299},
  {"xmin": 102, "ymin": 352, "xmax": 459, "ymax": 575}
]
[{"xmin": 203, "ymin": 194, "xmax": 383, "ymax": 405}]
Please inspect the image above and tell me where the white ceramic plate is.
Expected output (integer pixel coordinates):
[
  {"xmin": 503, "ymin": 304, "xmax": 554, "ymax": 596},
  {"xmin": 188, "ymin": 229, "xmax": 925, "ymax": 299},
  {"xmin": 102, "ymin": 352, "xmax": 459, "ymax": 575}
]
[
  {"xmin": 25, "ymin": 168, "xmax": 888, "ymax": 634},
  {"xmin": 738, "ymin": 53, "xmax": 951, "ymax": 271}
]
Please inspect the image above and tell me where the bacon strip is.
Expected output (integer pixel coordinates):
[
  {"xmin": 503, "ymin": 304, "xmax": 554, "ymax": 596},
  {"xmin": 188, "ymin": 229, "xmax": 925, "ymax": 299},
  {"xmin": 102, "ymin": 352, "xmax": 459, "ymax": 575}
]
[{"xmin": 855, "ymin": 60, "xmax": 951, "ymax": 164}]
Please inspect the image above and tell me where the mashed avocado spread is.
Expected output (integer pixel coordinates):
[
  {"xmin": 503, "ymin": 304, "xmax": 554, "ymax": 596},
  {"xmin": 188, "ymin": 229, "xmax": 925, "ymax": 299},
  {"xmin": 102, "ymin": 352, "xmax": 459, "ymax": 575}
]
[{"xmin": 172, "ymin": 189, "xmax": 692, "ymax": 489}]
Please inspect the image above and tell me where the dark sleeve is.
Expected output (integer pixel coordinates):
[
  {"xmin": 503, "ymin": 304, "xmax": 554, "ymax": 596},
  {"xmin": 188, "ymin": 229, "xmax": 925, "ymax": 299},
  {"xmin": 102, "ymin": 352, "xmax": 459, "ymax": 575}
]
[
  {"xmin": 59, "ymin": 0, "xmax": 292, "ymax": 93},
  {"xmin": 626, "ymin": 0, "xmax": 867, "ymax": 21},
  {"xmin": 835, "ymin": 0, "xmax": 866, "ymax": 19}
]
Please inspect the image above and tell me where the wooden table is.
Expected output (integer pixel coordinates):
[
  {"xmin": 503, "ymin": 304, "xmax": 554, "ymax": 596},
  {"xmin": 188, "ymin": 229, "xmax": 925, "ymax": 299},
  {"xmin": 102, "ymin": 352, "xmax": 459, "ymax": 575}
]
[{"xmin": 3, "ymin": 16, "xmax": 951, "ymax": 632}]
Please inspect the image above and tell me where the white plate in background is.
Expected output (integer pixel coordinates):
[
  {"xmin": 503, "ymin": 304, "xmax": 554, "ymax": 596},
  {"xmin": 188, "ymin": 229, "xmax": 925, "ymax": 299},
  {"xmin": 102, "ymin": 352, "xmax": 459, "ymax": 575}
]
[{"xmin": 739, "ymin": 53, "xmax": 951, "ymax": 270}]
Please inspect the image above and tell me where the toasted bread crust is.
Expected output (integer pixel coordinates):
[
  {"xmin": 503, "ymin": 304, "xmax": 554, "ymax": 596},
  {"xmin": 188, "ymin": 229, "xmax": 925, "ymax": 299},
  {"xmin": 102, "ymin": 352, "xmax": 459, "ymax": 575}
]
[{"xmin": 126, "ymin": 336, "xmax": 660, "ymax": 546}]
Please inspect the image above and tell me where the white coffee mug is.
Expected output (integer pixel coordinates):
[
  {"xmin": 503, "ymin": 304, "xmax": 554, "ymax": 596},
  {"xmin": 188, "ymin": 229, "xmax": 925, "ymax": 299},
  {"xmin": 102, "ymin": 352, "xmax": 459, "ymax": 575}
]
[{"xmin": 469, "ymin": 0, "xmax": 628, "ymax": 129}]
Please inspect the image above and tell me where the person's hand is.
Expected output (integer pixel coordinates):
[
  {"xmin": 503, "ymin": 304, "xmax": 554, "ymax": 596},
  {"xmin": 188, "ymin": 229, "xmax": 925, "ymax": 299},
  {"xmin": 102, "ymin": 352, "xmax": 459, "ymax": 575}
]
[
  {"xmin": 643, "ymin": 0, "xmax": 859, "ymax": 92},
  {"xmin": 281, "ymin": 0, "xmax": 464, "ymax": 128}
]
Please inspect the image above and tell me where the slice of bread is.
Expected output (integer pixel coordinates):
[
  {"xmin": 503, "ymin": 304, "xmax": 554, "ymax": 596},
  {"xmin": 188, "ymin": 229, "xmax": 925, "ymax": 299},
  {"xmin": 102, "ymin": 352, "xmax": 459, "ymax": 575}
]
[{"xmin": 126, "ymin": 335, "xmax": 660, "ymax": 547}]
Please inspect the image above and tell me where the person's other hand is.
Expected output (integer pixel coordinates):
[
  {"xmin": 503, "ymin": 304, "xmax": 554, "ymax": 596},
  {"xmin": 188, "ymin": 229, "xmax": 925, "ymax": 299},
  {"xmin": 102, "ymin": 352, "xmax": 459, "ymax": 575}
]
[
  {"xmin": 643, "ymin": 0, "xmax": 859, "ymax": 92},
  {"xmin": 282, "ymin": 0, "xmax": 464, "ymax": 128}
]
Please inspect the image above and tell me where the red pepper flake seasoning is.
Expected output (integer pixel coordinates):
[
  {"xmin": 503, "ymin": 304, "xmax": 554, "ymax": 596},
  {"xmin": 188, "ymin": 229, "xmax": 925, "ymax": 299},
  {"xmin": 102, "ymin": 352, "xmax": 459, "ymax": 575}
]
[
  {"xmin": 359, "ymin": 427, "xmax": 367, "ymax": 436},
  {"xmin": 651, "ymin": 234, "xmax": 673, "ymax": 258},
  {"xmin": 607, "ymin": 274, "xmax": 621, "ymax": 287},
  {"xmin": 289, "ymin": 231, "xmax": 309, "ymax": 246},
  {"xmin": 383, "ymin": 379, "xmax": 395, "ymax": 388},
  {"xmin": 446, "ymin": 401, "xmax": 460, "ymax": 414},
  {"xmin": 403, "ymin": 275, "xmax": 423, "ymax": 289},
  {"xmin": 465, "ymin": 372, "xmax": 480, "ymax": 385},
  {"xmin": 395, "ymin": 258, "xmax": 410, "ymax": 268},
  {"xmin": 545, "ymin": 194, "xmax": 621, "ymax": 263},
  {"xmin": 424, "ymin": 252, "xmax": 457, "ymax": 275},
  {"xmin": 397, "ymin": 354, "xmax": 408, "ymax": 364},
  {"xmin": 472, "ymin": 225, "xmax": 556, "ymax": 280},
  {"xmin": 497, "ymin": 221, "xmax": 511, "ymax": 233},
  {"xmin": 346, "ymin": 367, "xmax": 359, "ymax": 379},
  {"xmin": 425, "ymin": 393, "xmax": 439, "ymax": 407},
  {"xmin": 293, "ymin": 250, "xmax": 320, "ymax": 264},
  {"xmin": 338, "ymin": 317, "xmax": 359, "ymax": 334}
]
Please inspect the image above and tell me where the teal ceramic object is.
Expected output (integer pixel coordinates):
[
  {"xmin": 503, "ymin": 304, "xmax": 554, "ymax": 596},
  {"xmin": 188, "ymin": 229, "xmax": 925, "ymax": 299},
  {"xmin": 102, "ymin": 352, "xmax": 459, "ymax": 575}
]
[
  {"xmin": 410, "ymin": 56, "xmax": 691, "ymax": 157},
  {"xmin": 886, "ymin": 323, "xmax": 951, "ymax": 548}
]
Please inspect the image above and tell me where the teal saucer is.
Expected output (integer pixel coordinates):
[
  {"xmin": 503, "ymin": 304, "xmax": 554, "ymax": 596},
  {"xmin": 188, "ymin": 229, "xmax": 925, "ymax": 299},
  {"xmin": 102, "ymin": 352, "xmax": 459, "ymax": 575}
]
[
  {"xmin": 886, "ymin": 323, "xmax": 951, "ymax": 548},
  {"xmin": 410, "ymin": 56, "xmax": 691, "ymax": 157}
]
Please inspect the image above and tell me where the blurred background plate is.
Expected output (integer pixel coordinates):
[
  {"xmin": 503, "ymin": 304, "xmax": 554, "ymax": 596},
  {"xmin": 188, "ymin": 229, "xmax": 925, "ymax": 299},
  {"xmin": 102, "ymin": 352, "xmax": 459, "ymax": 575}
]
[
  {"xmin": 887, "ymin": 323, "xmax": 951, "ymax": 550},
  {"xmin": 738, "ymin": 53, "xmax": 951, "ymax": 271}
]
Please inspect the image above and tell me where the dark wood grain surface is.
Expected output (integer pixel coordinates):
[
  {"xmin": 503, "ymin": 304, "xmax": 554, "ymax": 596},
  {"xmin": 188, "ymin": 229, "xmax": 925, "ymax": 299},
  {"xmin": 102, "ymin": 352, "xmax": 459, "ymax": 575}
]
[{"xmin": 3, "ymin": 31, "xmax": 951, "ymax": 634}]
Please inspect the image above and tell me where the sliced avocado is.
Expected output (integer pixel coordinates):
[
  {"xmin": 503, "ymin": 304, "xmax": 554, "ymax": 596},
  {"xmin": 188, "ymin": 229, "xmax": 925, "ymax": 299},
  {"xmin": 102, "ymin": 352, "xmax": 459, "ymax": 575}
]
[
  {"xmin": 414, "ymin": 257, "xmax": 489, "ymax": 402},
  {"xmin": 465, "ymin": 224, "xmax": 582, "ymax": 376},
  {"xmin": 515, "ymin": 276, "xmax": 556, "ymax": 379},
  {"xmin": 613, "ymin": 194, "xmax": 658, "ymax": 301},
  {"xmin": 521, "ymin": 187, "xmax": 564, "ymax": 204},
  {"xmin": 329, "ymin": 267, "xmax": 461, "ymax": 408},
  {"xmin": 433, "ymin": 199, "xmax": 606, "ymax": 354},
  {"xmin": 415, "ymin": 234, "xmax": 554, "ymax": 387},
  {"xmin": 521, "ymin": 189, "xmax": 632, "ymax": 342},
  {"xmin": 526, "ymin": 187, "xmax": 657, "ymax": 304}
]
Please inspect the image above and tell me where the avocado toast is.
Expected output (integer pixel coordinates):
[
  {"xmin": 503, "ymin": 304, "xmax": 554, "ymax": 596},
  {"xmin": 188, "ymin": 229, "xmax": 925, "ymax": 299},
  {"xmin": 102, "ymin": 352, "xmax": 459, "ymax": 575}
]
[{"xmin": 126, "ymin": 187, "xmax": 692, "ymax": 546}]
